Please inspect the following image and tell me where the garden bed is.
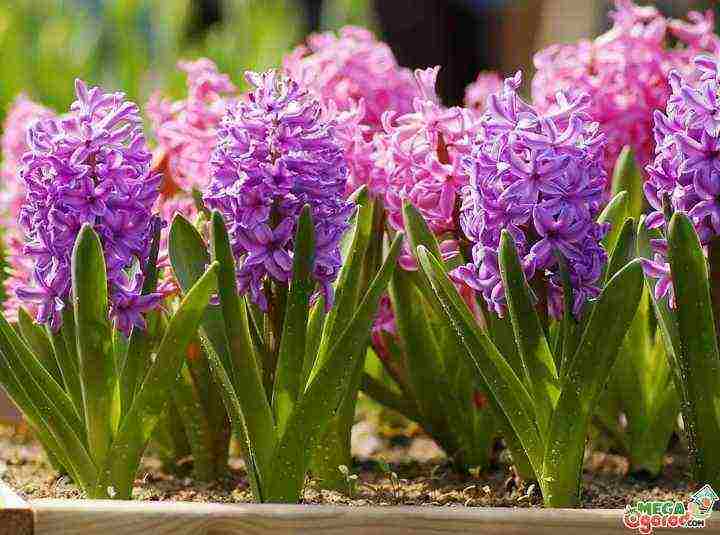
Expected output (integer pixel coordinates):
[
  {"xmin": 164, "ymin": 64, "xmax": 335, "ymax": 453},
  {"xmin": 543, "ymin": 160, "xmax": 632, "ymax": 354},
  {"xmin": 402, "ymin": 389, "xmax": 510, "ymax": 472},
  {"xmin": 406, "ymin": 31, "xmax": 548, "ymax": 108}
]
[{"xmin": 0, "ymin": 423, "xmax": 693, "ymax": 507}]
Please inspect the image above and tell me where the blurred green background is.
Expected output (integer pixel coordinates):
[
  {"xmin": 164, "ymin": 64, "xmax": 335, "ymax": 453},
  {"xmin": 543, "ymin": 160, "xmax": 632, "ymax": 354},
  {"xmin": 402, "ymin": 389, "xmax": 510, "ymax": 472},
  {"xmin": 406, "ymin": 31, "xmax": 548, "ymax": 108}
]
[{"xmin": 0, "ymin": 0, "xmax": 374, "ymax": 124}]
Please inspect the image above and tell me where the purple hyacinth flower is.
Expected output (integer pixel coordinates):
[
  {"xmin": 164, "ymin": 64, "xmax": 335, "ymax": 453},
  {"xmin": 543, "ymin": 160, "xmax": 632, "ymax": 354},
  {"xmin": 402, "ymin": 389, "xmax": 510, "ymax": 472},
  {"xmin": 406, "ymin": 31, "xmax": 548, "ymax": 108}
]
[
  {"xmin": 205, "ymin": 70, "xmax": 353, "ymax": 310},
  {"xmin": 18, "ymin": 79, "xmax": 162, "ymax": 334},
  {"xmin": 644, "ymin": 55, "xmax": 720, "ymax": 307},
  {"xmin": 454, "ymin": 71, "xmax": 609, "ymax": 319}
]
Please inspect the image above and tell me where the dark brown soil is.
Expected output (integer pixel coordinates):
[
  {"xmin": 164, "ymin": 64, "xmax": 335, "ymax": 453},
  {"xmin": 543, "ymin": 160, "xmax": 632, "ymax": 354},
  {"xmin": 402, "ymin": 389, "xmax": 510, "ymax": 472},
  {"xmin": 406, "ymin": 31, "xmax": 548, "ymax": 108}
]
[{"xmin": 0, "ymin": 423, "xmax": 696, "ymax": 508}]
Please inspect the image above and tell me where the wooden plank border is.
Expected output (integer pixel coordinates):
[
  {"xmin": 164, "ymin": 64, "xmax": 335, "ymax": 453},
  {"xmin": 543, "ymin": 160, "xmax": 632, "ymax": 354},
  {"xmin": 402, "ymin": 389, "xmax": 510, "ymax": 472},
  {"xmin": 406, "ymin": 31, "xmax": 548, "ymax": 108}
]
[
  {"xmin": 28, "ymin": 500, "xmax": 720, "ymax": 535},
  {"xmin": 0, "ymin": 479, "xmax": 33, "ymax": 535},
  {"xmin": 0, "ymin": 484, "xmax": 716, "ymax": 535}
]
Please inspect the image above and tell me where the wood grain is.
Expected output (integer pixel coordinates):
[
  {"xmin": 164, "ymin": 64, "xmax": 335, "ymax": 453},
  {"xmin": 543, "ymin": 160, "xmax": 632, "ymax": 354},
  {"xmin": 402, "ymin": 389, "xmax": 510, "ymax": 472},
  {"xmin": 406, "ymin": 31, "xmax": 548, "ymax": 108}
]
[
  {"xmin": 32, "ymin": 500, "xmax": 716, "ymax": 535},
  {"xmin": 0, "ymin": 479, "xmax": 33, "ymax": 535}
]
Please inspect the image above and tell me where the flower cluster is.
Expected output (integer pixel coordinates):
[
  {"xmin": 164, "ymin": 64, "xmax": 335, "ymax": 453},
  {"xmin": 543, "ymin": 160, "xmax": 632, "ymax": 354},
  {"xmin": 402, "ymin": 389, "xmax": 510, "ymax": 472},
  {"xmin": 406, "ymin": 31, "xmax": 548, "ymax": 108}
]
[
  {"xmin": 17, "ymin": 80, "xmax": 162, "ymax": 334},
  {"xmin": 532, "ymin": 0, "xmax": 720, "ymax": 175},
  {"xmin": 147, "ymin": 59, "xmax": 235, "ymax": 297},
  {"xmin": 0, "ymin": 95, "xmax": 56, "ymax": 321},
  {"xmin": 147, "ymin": 59, "xmax": 236, "ymax": 192},
  {"xmin": 643, "ymin": 55, "xmax": 720, "ymax": 307},
  {"xmin": 372, "ymin": 67, "xmax": 479, "ymax": 269},
  {"xmin": 283, "ymin": 26, "xmax": 419, "ymax": 134},
  {"xmin": 464, "ymin": 72, "xmax": 502, "ymax": 115},
  {"xmin": 455, "ymin": 72, "xmax": 608, "ymax": 318},
  {"xmin": 205, "ymin": 70, "xmax": 353, "ymax": 310}
]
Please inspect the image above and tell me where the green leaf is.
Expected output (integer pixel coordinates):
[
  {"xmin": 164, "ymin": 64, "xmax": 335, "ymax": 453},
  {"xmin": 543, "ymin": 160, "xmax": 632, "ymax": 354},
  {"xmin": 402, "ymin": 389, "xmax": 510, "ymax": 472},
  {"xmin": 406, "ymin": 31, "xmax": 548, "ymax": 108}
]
[
  {"xmin": 666, "ymin": 212, "xmax": 720, "ymax": 486},
  {"xmin": 598, "ymin": 191, "xmax": 628, "ymax": 254},
  {"xmin": 388, "ymin": 269, "xmax": 460, "ymax": 455},
  {"xmin": 264, "ymin": 233, "xmax": 403, "ymax": 503},
  {"xmin": 72, "ymin": 224, "xmax": 116, "ymax": 472},
  {"xmin": 302, "ymin": 298, "xmax": 326, "ymax": 388},
  {"xmin": 209, "ymin": 211, "xmax": 276, "ymax": 500},
  {"xmin": 72, "ymin": 224, "xmax": 115, "ymax": 468},
  {"xmin": 102, "ymin": 261, "xmax": 218, "ymax": 500},
  {"xmin": 313, "ymin": 197, "xmax": 374, "ymax": 371},
  {"xmin": 611, "ymin": 146, "xmax": 644, "ymax": 221},
  {"xmin": 498, "ymin": 231, "xmax": 559, "ymax": 437},
  {"xmin": 0, "ymin": 313, "xmax": 85, "ymax": 437},
  {"xmin": 0, "ymin": 348, "xmax": 74, "ymax": 479},
  {"xmin": 360, "ymin": 372, "xmax": 421, "ymax": 422},
  {"xmin": 47, "ymin": 313, "xmax": 84, "ymax": 420},
  {"xmin": 541, "ymin": 259, "xmax": 644, "ymax": 507},
  {"xmin": 402, "ymin": 199, "xmax": 442, "ymax": 260},
  {"xmin": 637, "ymin": 218, "xmax": 683, "ymax": 390},
  {"xmin": 416, "ymin": 246, "xmax": 544, "ymax": 477},
  {"xmin": 120, "ymin": 219, "xmax": 161, "ymax": 416},
  {"xmin": 17, "ymin": 308, "xmax": 60, "ymax": 383},
  {"xmin": 273, "ymin": 205, "xmax": 315, "ymax": 434},
  {"xmin": 0, "ymin": 316, "xmax": 96, "ymax": 490},
  {"xmin": 603, "ymin": 217, "xmax": 636, "ymax": 285}
]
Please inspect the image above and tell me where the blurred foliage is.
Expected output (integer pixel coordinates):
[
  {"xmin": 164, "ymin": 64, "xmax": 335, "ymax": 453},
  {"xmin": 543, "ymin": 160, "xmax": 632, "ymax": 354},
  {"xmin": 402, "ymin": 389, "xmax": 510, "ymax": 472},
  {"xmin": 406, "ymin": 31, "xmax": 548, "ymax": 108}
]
[{"xmin": 0, "ymin": 0, "xmax": 374, "ymax": 125}]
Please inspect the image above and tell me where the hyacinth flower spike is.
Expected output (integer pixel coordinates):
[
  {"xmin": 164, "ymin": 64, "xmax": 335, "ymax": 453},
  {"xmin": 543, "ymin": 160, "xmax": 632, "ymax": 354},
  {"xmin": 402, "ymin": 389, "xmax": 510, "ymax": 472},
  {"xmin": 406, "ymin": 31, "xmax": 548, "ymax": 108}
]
[
  {"xmin": 0, "ymin": 80, "xmax": 218, "ymax": 499},
  {"xmin": 410, "ymin": 72, "xmax": 644, "ymax": 507},
  {"xmin": 639, "ymin": 55, "xmax": 720, "ymax": 490},
  {"xmin": 169, "ymin": 70, "xmax": 401, "ymax": 503}
]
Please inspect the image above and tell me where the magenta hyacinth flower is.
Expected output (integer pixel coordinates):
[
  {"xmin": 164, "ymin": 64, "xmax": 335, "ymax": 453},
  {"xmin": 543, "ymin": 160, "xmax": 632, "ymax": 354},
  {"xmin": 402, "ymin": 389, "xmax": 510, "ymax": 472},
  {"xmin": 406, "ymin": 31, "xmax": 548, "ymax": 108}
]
[
  {"xmin": 0, "ymin": 95, "xmax": 56, "ymax": 321},
  {"xmin": 16, "ymin": 80, "xmax": 162, "ymax": 334},
  {"xmin": 372, "ymin": 67, "xmax": 480, "ymax": 270},
  {"xmin": 283, "ymin": 26, "xmax": 419, "ymax": 134},
  {"xmin": 464, "ymin": 72, "xmax": 503, "ymax": 115},
  {"xmin": 532, "ymin": 0, "xmax": 720, "ymax": 176},
  {"xmin": 455, "ymin": 72, "xmax": 609, "ymax": 318},
  {"xmin": 204, "ymin": 70, "xmax": 354, "ymax": 310},
  {"xmin": 147, "ymin": 58, "xmax": 236, "ymax": 192},
  {"xmin": 643, "ymin": 55, "xmax": 720, "ymax": 307}
]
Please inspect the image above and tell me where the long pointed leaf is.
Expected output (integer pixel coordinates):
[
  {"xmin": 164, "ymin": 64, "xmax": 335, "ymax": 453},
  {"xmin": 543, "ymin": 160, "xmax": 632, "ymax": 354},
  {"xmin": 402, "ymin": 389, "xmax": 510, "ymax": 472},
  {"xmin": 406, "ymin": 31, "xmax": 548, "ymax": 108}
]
[
  {"xmin": 499, "ymin": 231, "xmax": 559, "ymax": 437},
  {"xmin": 273, "ymin": 205, "xmax": 315, "ymax": 433},
  {"xmin": 209, "ymin": 211, "xmax": 276, "ymax": 499},
  {"xmin": 541, "ymin": 259, "xmax": 643, "ymax": 507},
  {"xmin": 120, "ymin": 220, "xmax": 161, "ymax": 415},
  {"xmin": 666, "ymin": 212, "xmax": 720, "ymax": 486},
  {"xmin": 416, "ymin": 246, "xmax": 544, "ymax": 477},
  {"xmin": 611, "ymin": 147, "xmax": 644, "ymax": 221},
  {"xmin": 102, "ymin": 262, "xmax": 218, "ymax": 499},
  {"xmin": 0, "ymin": 320, "xmax": 96, "ymax": 490},
  {"xmin": 264, "ymin": 233, "xmax": 403, "ymax": 503},
  {"xmin": 313, "ymin": 197, "xmax": 373, "ymax": 370},
  {"xmin": 598, "ymin": 191, "xmax": 628, "ymax": 254},
  {"xmin": 72, "ymin": 224, "xmax": 115, "ymax": 468}
]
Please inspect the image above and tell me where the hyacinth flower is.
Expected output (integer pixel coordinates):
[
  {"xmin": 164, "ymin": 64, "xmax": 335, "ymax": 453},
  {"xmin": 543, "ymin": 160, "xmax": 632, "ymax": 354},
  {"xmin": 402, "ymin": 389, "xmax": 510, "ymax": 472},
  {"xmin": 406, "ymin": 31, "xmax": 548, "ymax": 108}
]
[
  {"xmin": 532, "ymin": 0, "xmax": 720, "ymax": 177},
  {"xmin": 0, "ymin": 80, "xmax": 217, "ymax": 500},
  {"xmin": 283, "ymin": 26, "xmax": 419, "ymax": 197},
  {"xmin": 357, "ymin": 67, "xmax": 499, "ymax": 472},
  {"xmin": 408, "ymin": 72, "xmax": 643, "ymax": 507},
  {"xmin": 0, "ymin": 95, "xmax": 55, "ymax": 322},
  {"xmin": 639, "ymin": 55, "xmax": 720, "ymax": 491},
  {"xmin": 464, "ymin": 71, "xmax": 502, "ymax": 115},
  {"xmin": 169, "ymin": 70, "xmax": 401, "ymax": 503},
  {"xmin": 145, "ymin": 59, "xmax": 236, "ymax": 482},
  {"xmin": 283, "ymin": 25, "xmax": 419, "ymax": 134}
]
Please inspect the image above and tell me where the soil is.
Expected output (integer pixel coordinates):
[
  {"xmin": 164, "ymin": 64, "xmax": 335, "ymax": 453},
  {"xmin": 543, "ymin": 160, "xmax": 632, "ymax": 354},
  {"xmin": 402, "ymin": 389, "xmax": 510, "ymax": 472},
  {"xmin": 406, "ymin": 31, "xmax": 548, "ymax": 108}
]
[{"xmin": 0, "ymin": 422, "xmax": 696, "ymax": 508}]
